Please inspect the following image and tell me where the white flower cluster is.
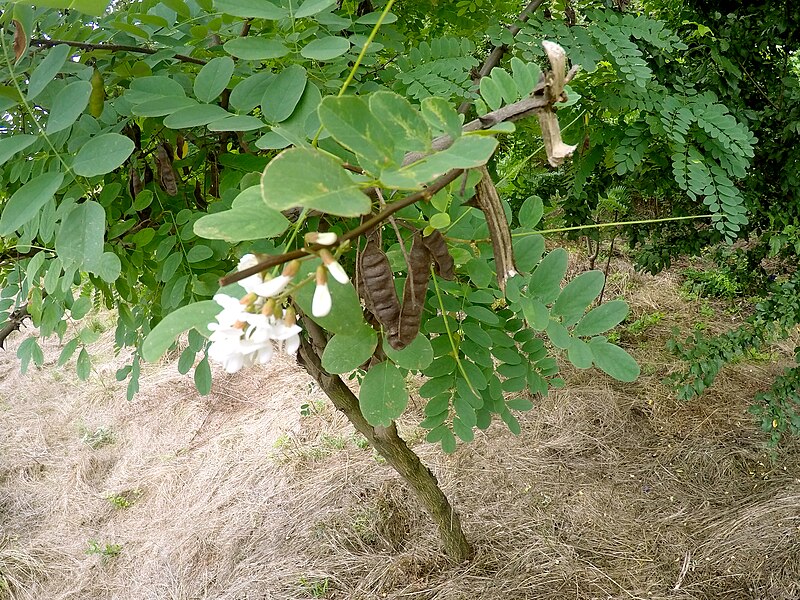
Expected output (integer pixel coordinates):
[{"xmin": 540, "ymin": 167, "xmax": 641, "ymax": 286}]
[{"xmin": 206, "ymin": 249, "xmax": 350, "ymax": 374}]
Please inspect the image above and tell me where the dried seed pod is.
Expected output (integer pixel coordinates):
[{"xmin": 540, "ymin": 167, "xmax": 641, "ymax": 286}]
[
  {"xmin": 421, "ymin": 229, "xmax": 455, "ymax": 280},
  {"xmin": 193, "ymin": 180, "xmax": 207, "ymax": 210},
  {"xmin": 358, "ymin": 235, "xmax": 401, "ymax": 342},
  {"xmin": 474, "ymin": 165, "xmax": 517, "ymax": 291},
  {"xmin": 128, "ymin": 165, "xmax": 143, "ymax": 199},
  {"xmin": 398, "ymin": 233, "xmax": 432, "ymax": 347},
  {"xmin": 143, "ymin": 161, "xmax": 154, "ymax": 185},
  {"xmin": 155, "ymin": 144, "xmax": 178, "ymax": 196},
  {"xmin": 209, "ymin": 154, "xmax": 220, "ymax": 198}
]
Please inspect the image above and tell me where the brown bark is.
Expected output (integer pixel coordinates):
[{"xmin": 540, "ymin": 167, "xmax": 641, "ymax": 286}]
[{"xmin": 298, "ymin": 317, "xmax": 473, "ymax": 562}]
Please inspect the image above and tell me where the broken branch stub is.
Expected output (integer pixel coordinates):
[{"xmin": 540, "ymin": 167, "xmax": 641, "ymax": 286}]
[{"xmin": 537, "ymin": 41, "xmax": 578, "ymax": 167}]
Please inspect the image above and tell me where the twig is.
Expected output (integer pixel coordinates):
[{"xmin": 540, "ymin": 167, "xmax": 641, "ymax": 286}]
[
  {"xmin": 673, "ymin": 551, "xmax": 692, "ymax": 590},
  {"xmin": 219, "ymin": 169, "xmax": 465, "ymax": 286},
  {"xmin": 29, "ymin": 38, "xmax": 206, "ymax": 65},
  {"xmin": 458, "ymin": 0, "xmax": 547, "ymax": 113}
]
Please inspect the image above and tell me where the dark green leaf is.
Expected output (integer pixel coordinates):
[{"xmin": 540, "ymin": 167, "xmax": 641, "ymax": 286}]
[
  {"xmin": 383, "ymin": 333, "xmax": 434, "ymax": 370},
  {"xmin": 0, "ymin": 134, "xmax": 37, "ymax": 166},
  {"xmin": 73, "ymin": 134, "xmax": 135, "ymax": 177},
  {"xmin": 518, "ymin": 196, "xmax": 544, "ymax": 229},
  {"xmin": 46, "ymin": 80, "xmax": 91, "ymax": 134},
  {"xmin": 194, "ymin": 356, "xmax": 212, "ymax": 395},
  {"xmin": 0, "ymin": 172, "xmax": 63, "ymax": 236},
  {"xmin": 574, "ymin": 300, "xmax": 629, "ymax": 337},
  {"xmin": 224, "ymin": 37, "xmax": 289, "ymax": 60},
  {"xmin": 359, "ymin": 361, "xmax": 409, "ymax": 427},
  {"xmin": 301, "ymin": 36, "xmax": 351, "ymax": 60},
  {"xmin": 27, "ymin": 44, "xmax": 70, "ymax": 100},
  {"xmin": 589, "ymin": 338, "xmax": 640, "ymax": 382},
  {"xmin": 261, "ymin": 65, "xmax": 307, "ymax": 123},
  {"xmin": 321, "ymin": 325, "xmax": 378, "ymax": 374},
  {"xmin": 215, "ymin": 0, "xmax": 287, "ymax": 18},
  {"xmin": 55, "ymin": 201, "xmax": 105, "ymax": 272},
  {"xmin": 142, "ymin": 300, "xmax": 221, "ymax": 362},
  {"xmin": 194, "ymin": 56, "xmax": 234, "ymax": 103},
  {"xmin": 528, "ymin": 248, "xmax": 568, "ymax": 304},
  {"xmin": 552, "ymin": 270, "xmax": 604, "ymax": 324}
]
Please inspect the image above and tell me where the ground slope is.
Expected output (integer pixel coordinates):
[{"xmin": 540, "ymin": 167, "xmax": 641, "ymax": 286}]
[{"xmin": 1, "ymin": 263, "xmax": 799, "ymax": 600}]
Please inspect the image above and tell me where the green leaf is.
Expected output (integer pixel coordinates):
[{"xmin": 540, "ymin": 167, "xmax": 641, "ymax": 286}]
[
  {"xmin": 506, "ymin": 397, "xmax": 534, "ymax": 411},
  {"xmin": 518, "ymin": 195, "xmax": 544, "ymax": 228},
  {"xmin": 27, "ymin": 44, "xmax": 70, "ymax": 101},
  {"xmin": 511, "ymin": 57, "xmax": 538, "ymax": 97},
  {"xmin": 178, "ymin": 346, "xmax": 196, "ymax": 374},
  {"xmin": 132, "ymin": 96, "xmax": 197, "ymax": 117},
  {"xmin": 520, "ymin": 296, "xmax": 549, "ymax": 331},
  {"xmin": 552, "ymin": 270, "xmax": 604, "ymax": 324},
  {"xmin": 194, "ymin": 186, "xmax": 289, "ymax": 241},
  {"xmin": 97, "ymin": 252, "xmax": 121, "ymax": 283},
  {"xmin": 142, "ymin": 300, "xmax": 221, "ymax": 362},
  {"xmin": 207, "ymin": 115, "xmax": 266, "ymax": 131},
  {"xmin": 57, "ymin": 337, "xmax": 80, "ymax": 366},
  {"xmin": 163, "ymin": 104, "xmax": 230, "ymax": 129},
  {"xmin": 260, "ymin": 148, "xmax": 371, "ymax": 217},
  {"xmin": 223, "ymin": 38, "xmax": 290, "ymax": 60},
  {"xmin": 513, "ymin": 234, "xmax": 545, "ymax": 272},
  {"xmin": 420, "ymin": 96, "xmax": 462, "ymax": 140},
  {"xmin": 546, "ymin": 319, "xmax": 571, "ymax": 349},
  {"xmin": 589, "ymin": 338, "xmax": 640, "ymax": 382},
  {"xmin": 359, "ymin": 361, "xmax": 409, "ymax": 427},
  {"xmin": 215, "ymin": 0, "xmax": 287, "ymax": 18},
  {"xmin": 318, "ymin": 95, "xmax": 397, "ymax": 172},
  {"xmin": 76, "ymin": 347, "xmax": 91, "ymax": 381},
  {"xmin": 369, "ymin": 91, "xmax": 430, "ymax": 153},
  {"xmin": 0, "ymin": 134, "xmax": 37, "ymax": 166},
  {"xmin": 382, "ymin": 333, "xmax": 434, "ymax": 370},
  {"xmin": 33, "ymin": 0, "xmax": 109, "ymax": 16},
  {"xmin": 380, "ymin": 135, "xmax": 498, "ymax": 189},
  {"xmin": 491, "ymin": 67, "xmax": 518, "ymax": 105},
  {"xmin": 567, "ymin": 337, "xmax": 593, "ymax": 369},
  {"xmin": 261, "ymin": 65, "xmax": 307, "ymax": 123},
  {"xmin": 295, "ymin": 0, "xmax": 336, "ymax": 18},
  {"xmin": 194, "ymin": 56, "xmax": 234, "ymax": 103},
  {"xmin": 194, "ymin": 356, "xmax": 212, "ymax": 395},
  {"xmin": 528, "ymin": 248, "xmax": 568, "ymax": 304},
  {"xmin": 574, "ymin": 300, "xmax": 629, "ymax": 337},
  {"xmin": 480, "ymin": 76, "xmax": 503, "ymax": 111},
  {"xmin": 55, "ymin": 201, "xmax": 105, "ymax": 272},
  {"xmin": 230, "ymin": 73, "xmax": 273, "ymax": 112},
  {"xmin": 0, "ymin": 172, "xmax": 63, "ymax": 236},
  {"xmin": 301, "ymin": 36, "xmax": 351, "ymax": 60},
  {"xmin": 291, "ymin": 259, "xmax": 364, "ymax": 335},
  {"xmin": 73, "ymin": 134, "xmax": 135, "ymax": 177},
  {"xmin": 70, "ymin": 296, "xmax": 92, "ymax": 320},
  {"xmin": 321, "ymin": 325, "xmax": 377, "ymax": 374},
  {"xmin": 186, "ymin": 245, "xmax": 213, "ymax": 263},
  {"xmin": 46, "ymin": 80, "xmax": 92, "ymax": 134}
]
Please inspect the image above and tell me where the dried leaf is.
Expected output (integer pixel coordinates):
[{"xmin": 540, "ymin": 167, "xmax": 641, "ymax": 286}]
[
  {"xmin": 536, "ymin": 41, "xmax": 577, "ymax": 167},
  {"xmin": 420, "ymin": 229, "xmax": 454, "ymax": 280},
  {"xmin": 155, "ymin": 144, "xmax": 178, "ymax": 196},
  {"xmin": 12, "ymin": 20, "xmax": 27, "ymax": 62},
  {"xmin": 358, "ymin": 235, "xmax": 401, "ymax": 343},
  {"xmin": 398, "ymin": 233, "xmax": 431, "ymax": 347},
  {"xmin": 474, "ymin": 165, "xmax": 518, "ymax": 291}
]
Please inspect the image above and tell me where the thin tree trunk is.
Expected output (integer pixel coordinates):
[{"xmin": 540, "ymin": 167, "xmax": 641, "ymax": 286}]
[{"xmin": 297, "ymin": 317, "xmax": 473, "ymax": 562}]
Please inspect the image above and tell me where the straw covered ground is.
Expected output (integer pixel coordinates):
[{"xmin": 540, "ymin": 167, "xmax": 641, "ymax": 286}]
[{"xmin": 1, "ymin": 260, "xmax": 799, "ymax": 600}]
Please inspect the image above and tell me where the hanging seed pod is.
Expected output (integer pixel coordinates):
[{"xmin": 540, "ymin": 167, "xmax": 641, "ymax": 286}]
[
  {"xmin": 89, "ymin": 68, "xmax": 105, "ymax": 118},
  {"xmin": 155, "ymin": 144, "xmax": 178, "ymax": 196},
  {"xmin": 398, "ymin": 233, "xmax": 432, "ymax": 347},
  {"xmin": 193, "ymin": 180, "xmax": 207, "ymax": 210},
  {"xmin": 124, "ymin": 123, "xmax": 142, "ymax": 150},
  {"xmin": 358, "ymin": 235, "xmax": 401, "ymax": 343},
  {"xmin": 143, "ymin": 161, "xmax": 154, "ymax": 185},
  {"xmin": 175, "ymin": 134, "xmax": 187, "ymax": 159},
  {"xmin": 421, "ymin": 229, "xmax": 455, "ymax": 280},
  {"xmin": 128, "ymin": 165, "xmax": 143, "ymax": 199},
  {"xmin": 209, "ymin": 153, "xmax": 220, "ymax": 198},
  {"xmin": 473, "ymin": 165, "xmax": 517, "ymax": 291}
]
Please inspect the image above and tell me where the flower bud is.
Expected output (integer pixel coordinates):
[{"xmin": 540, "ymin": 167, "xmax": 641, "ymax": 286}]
[
  {"xmin": 305, "ymin": 231, "xmax": 338, "ymax": 246},
  {"xmin": 283, "ymin": 306, "xmax": 297, "ymax": 327},
  {"xmin": 312, "ymin": 266, "xmax": 332, "ymax": 317}
]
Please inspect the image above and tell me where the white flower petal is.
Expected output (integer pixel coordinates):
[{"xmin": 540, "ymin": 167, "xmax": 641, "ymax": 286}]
[
  {"xmin": 284, "ymin": 334, "xmax": 300, "ymax": 355},
  {"xmin": 252, "ymin": 275, "xmax": 290, "ymax": 298},
  {"xmin": 312, "ymin": 283, "xmax": 332, "ymax": 317},
  {"xmin": 326, "ymin": 261, "xmax": 350, "ymax": 285}
]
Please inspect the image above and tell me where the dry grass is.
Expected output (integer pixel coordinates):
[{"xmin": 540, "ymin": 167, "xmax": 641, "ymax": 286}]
[{"xmin": 1, "ymin": 265, "xmax": 799, "ymax": 600}]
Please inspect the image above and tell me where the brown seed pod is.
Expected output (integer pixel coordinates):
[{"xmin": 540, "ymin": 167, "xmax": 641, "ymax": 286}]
[
  {"xmin": 398, "ymin": 233, "xmax": 432, "ymax": 347},
  {"xmin": 473, "ymin": 165, "xmax": 517, "ymax": 291},
  {"xmin": 128, "ymin": 165, "xmax": 143, "ymax": 199},
  {"xmin": 155, "ymin": 144, "xmax": 178, "ymax": 196},
  {"xmin": 358, "ymin": 235, "xmax": 401, "ymax": 343},
  {"xmin": 143, "ymin": 161, "xmax": 154, "ymax": 185},
  {"xmin": 421, "ymin": 229, "xmax": 455, "ymax": 280},
  {"xmin": 193, "ymin": 181, "xmax": 207, "ymax": 210},
  {"xmin": 209, "ymin": 153, "xmax": 220, "ymax": 198}
]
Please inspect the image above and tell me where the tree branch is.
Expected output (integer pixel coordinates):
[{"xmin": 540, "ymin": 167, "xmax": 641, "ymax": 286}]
[
  {"xmin": 29, "ymin": 38, "xmax": 207, "ymax": 66},
  {"xmin": 0, "ymin": 304, "xmax": 29, "ymax": 349},
  {"xmin": 458, "ymin": 0, "xmax": 547, "ymax": 113}
]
